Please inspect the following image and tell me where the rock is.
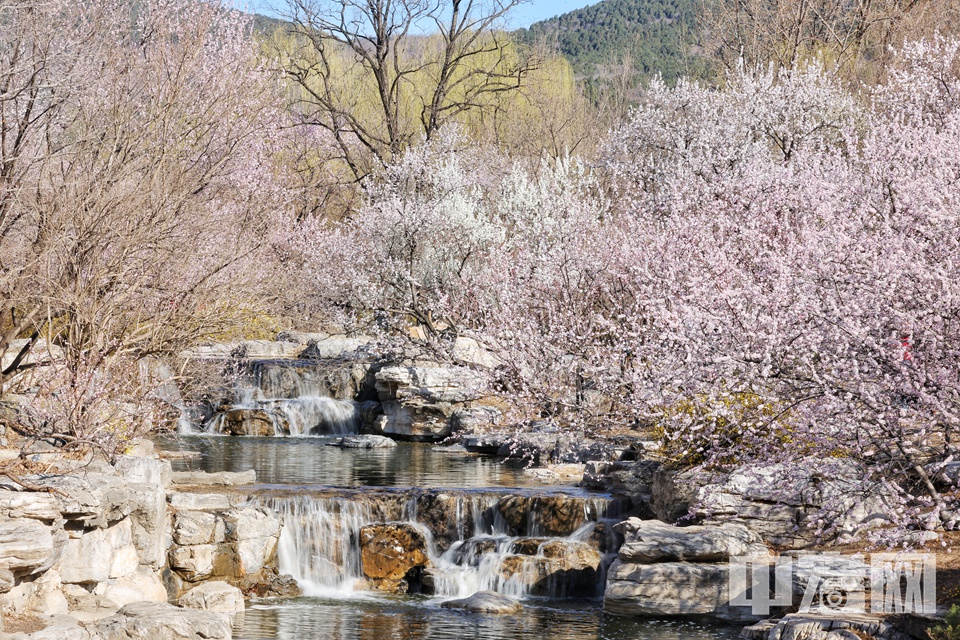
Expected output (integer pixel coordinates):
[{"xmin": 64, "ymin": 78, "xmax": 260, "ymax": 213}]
[
  {"xmin": 357, "ymin": 400, "xmax": 383, "ymax": 432},
  {"xmin": 0, "ymin": 516, "xmax": 59, "ymax": 575},
  {"xmin": 173, "ymin": 511, "xmax": 225, "ymax": 547},
  {"xmin": 232, "ymin": 340, "xmax": 303, "ymax": 359},
  {"xmin": 462, "ymin": 435, "xmax": 504, "ymax": 454},
  {"xmin": 101, "ymin": 570, "xmax": 168, "ymax": 607},
  {"xmin": 650, "ymin": 466, "xmax": 718, "ymax": 524},
  {"xmin": 603, "ymin": 559, "xmax": 764, "ymax": 623},
  {"xmin": 178, "ymin": 581, "xmax": 244, "ymax": 615},
  {"xmin": 215, "ymin": 408, "xmax": 280, "ymax": 436},
  {"xmin": 3, "ymin": 568, "xmax": 69, "ymax": 617},
  {"xmin": 449, "ymin": 406, "xmax": 501, "ymax": 434},
  {"xmin": 295, "ymin": 335, "xmax": 374, "ymax": 359},
  {"xmin": 168, "ymin": 544, "xmax": 225, "ymax": 582},
  {"xmin": 167, "ymin": 492, "xmax": 233, "ymax": 512},
  {"xmin": 335, "ymin": 435, "xmax": 397, "ymax": 449},
  {"xmin": 63, "ymin": 583, "xmax": 122, "ymax": 623},
  {"xmin": 615, "ymin": 519, "xmax": 769, "ymax": 563},
  {"xmin": 373, "ymin": 366, "xmax": 486, "ymax": 441},
  {"xmin": 223, "ymin": 506, "xmax": 281, "ymax": 576},
  {"xmin": 125, "ymin": 483, "xmax": 167, "ymax": 571},
  {"xmin": 0, "ymin": 567, "xmax": 14, "ymax": 593},
  {"xmin": 93, "ymin": 601, "xmax": 232, "ymax": 640},
  {"xmin": 451, "ymin": 337, "xmax": 501, "ymax": 369},
  {"xmin": 497, "ymin": 494, "xmax": 601, "ymax": 537},
  {"xmin": 122, "ymin": 439, "xmax": 155, "ymax": 458},
  {"xmin": 171, "ymin": 470, "xmax": 256, "ymax": 487},
  {"xmin": 375, "ymin": 366, "xmax": 486, "ymax": 404},
  {"xmin": 59, "ymin": 519, "xmax": 139, "ymax": 584},
  {"xmin": 0, "ymin": 490, "xmax": 62, "ymax": 521},
  {"xmin": 10, "ymin": 614, "xmax": 91, "ymax": 640},
  {"xmin": 440, "ymin": 591, "xmax": 521, "ymax": 614},
  {"xmin": 374, "ymin": 407, "xmax": 451, "ymax": 441},
  {"xmin": 113, "ymin": 456, "xmax": 172, "ymax": 488},
  {"xmin": 524, "ymin": 464, "xmax": 584, "ymax": 484},
  {"xmin": 359, "ymin": 523, "xmax": 431, "ymax": 584},
  {"xmin": 496, "ymin": 540, "xmax": 603, "ymax": 596},
  {"xmin": 752, "ymin": 612, "xmax": 911, "ymax": 640},
  {"xmin": 692, "ymin": 460, "xmax": 896, "ymax": 546},
  {"xmin": 236, "ymin": 566, "xmax": 301, "ymax": 598}
]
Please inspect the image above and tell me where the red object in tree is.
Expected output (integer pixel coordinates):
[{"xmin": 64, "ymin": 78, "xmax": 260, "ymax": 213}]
[{"xmin": 901, "ymin": 334, "xmax": 913, "ymax": 361}]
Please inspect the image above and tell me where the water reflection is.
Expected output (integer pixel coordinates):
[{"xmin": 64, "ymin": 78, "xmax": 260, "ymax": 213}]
[
  {"xmin": 158, "ymin": 435, "xmax": 537, "ymax": 489},
  {"xmin": 236, "ymin": 598, "xmax": 741, "ymax": 640}
]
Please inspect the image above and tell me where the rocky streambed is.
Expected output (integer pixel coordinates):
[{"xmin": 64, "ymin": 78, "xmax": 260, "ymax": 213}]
[{"xmin": 0, "ymin": 334, "xmax": 940, "ymax": 639}]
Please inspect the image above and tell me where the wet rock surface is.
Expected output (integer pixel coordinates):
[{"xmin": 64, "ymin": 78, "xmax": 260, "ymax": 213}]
[
  {"xmin": 335, "ymin": 434, "xmax": 397, "ymax": 449},
  {"xmin": 440, "ymin": 591, "xmax": 521, "ymax": 614},
  {"xmin": 216, "ymin": 408, "xmax": 279, "ymax": 436},
  {"xmin": 359, "ymin": 523, "xmax": 431, "ymax": 590}
]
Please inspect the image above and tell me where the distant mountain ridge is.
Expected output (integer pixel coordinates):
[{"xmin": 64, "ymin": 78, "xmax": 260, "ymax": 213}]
[{"xmin": 519, "ymin": 0, "xmax": 706, "ymax": 83}]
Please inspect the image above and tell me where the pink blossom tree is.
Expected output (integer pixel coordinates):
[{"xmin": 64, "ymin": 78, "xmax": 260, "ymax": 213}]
[{"xmin": 0, "ymin": 0, "xmax": 296, "ymax": 454}]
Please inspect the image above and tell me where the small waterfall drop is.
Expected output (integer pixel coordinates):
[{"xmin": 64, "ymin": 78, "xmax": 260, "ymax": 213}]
[
  {"xmin": 262, "ymin": 490, "xmax": 623, "ymax": 602},
  {"xmin": 203, "ymin": 360, "xmax": 359, "ymax": 436}
]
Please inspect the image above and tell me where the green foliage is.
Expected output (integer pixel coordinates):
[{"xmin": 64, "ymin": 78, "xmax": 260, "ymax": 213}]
[
  {"xmin": 518, "ymin": 0, "xmax": 710, "ymax": 86},
  {"xmin": 930, "ymin": 605, "xmax": 960, "ymax": 640}
]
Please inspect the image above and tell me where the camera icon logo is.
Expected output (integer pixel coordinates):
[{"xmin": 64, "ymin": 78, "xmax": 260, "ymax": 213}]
[{"xmin": 796, "ymin": 553, "xmax": 868, "ymax": 613}]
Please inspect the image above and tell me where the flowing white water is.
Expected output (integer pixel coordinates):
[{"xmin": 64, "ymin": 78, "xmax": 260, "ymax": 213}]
[
  {"xmin": 264, "ymin": 492, "xmax": 619, "ymax": 601},
  {"xmin": 202, "ymin": 361, "xmax": 359, "ymax": 436}
]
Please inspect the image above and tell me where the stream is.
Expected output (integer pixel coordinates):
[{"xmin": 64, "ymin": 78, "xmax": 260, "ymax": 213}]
[{"xmin": 161, "ymin": 434, "xmax": 740, "ymax": 640}]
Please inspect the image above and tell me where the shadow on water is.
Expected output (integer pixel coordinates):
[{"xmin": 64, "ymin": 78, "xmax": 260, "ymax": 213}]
[{"xmin": 235, "ymin": 597, "xmax": 742, "ymax": 640}]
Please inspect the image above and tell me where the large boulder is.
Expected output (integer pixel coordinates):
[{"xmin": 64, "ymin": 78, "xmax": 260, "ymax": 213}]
[
  {"xmin": 178, "ymin": 581, "xmax": 244, "ymax": 615},
  {"xmin": 373, "ymin": 366, "xmax": 486, "ymax": 441},
  {"xmin": 451, "ymin": 337, "xmax": 501, "ymax": 369},
  {"xmin": 167, "ymin": 503, "xmax": 281, "ymax": 592},
  {"xmin": 172, "ymin": 511, "xmax": 225, "ymax": 547},
  {"xmin": 742, "ymin": 612, "xmax": 912, "ymax": 640},
  {"xmin": 167, "ymin": 492, "xmax": 233, "ymax": 512},
  {"xmin": 694, "ymin": 460, "xmax": 896, "ymax": 546},
  {"xmin": 101, "ymin": 570, "xmax": 168, "ymax": 607},
  {"xmin": 604, "ymin": 560, "xmax": 764, "ymax": 623},
  {"xmin": 615, "ymin": 519, "xmax": 768, "ymax": 563},
  {"xmin": 603, "ymin": 517, "xmax": 772, "ymax": 623},
  {"xmin": 223, "ymin": 506, "xmax": 281, "ymax": 577},
  {"xmin": 336, "ymin": 435, "xmax": 397, "ymax": 449},
  {"xmin": 59, "ymin": 519, "xmax": 139, "ymax": 585},
  {"xmin": 288, "ymin": 334, "xmax": 374, "ymax": 360},
  {"xmin": 93, "ymin": 601, "xmax": 232, "ymax": 640},
  {"xmin": 359, "ymin": 523, "xmax": 431, "ymax": 590},
  {"xmin": 2, "ymin": 567, "xmax": 69, "ymax": 617}
]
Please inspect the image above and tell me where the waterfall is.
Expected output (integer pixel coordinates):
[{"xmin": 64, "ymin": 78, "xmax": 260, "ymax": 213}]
[
  {"xmin": 261, "ymin": 490, "xmax": 623, "ymax": 602},
  {"xmin": 202, "ymin": 360, "xmax": 359, "ymax": 437}
]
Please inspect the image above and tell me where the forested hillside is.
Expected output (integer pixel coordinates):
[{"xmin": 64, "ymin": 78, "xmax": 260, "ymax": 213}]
[{"xmin": 519, "ymin": 0, "xmax": 706, "ymax": 83}]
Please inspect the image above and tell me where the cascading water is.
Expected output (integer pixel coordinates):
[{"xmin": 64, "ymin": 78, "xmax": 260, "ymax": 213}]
[
  {"xmin": 202, "ymin": 360, "xmax": 359, "ymax": 436},
  {"xmin": 262, "ymin": 490, "xmax": 623, "ymax": 601}
]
